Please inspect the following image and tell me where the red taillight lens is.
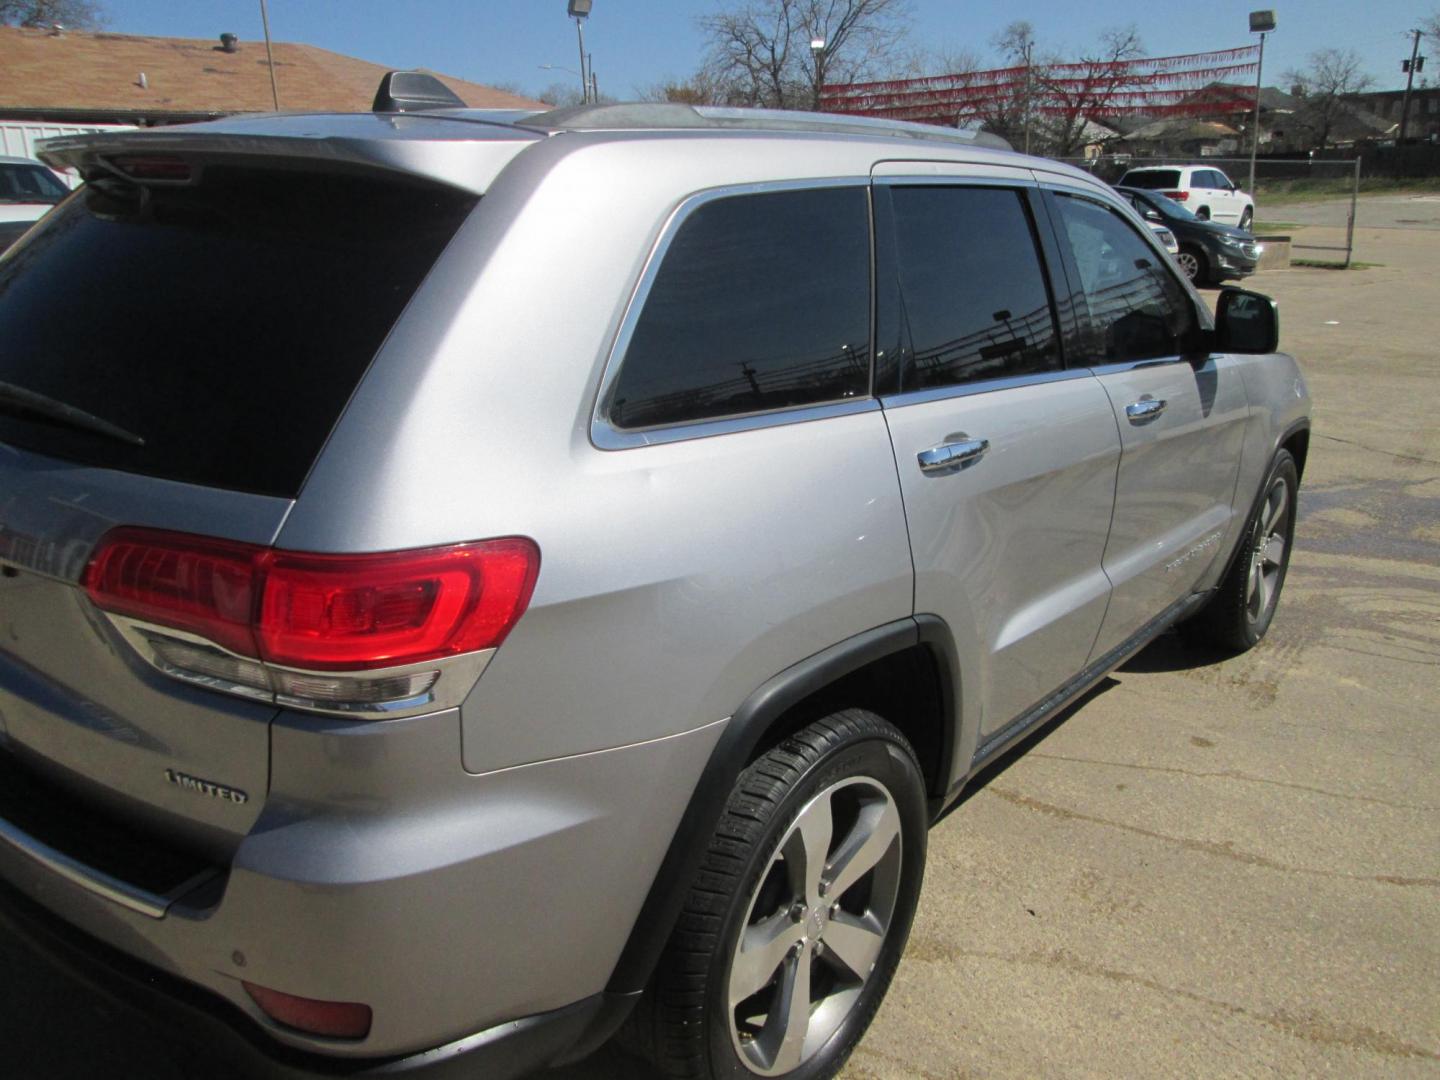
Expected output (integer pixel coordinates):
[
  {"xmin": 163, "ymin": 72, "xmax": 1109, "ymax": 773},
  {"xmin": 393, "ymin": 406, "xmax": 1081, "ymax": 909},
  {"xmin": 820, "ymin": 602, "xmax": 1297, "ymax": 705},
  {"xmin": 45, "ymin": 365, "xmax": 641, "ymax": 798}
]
[
  {"xmin": 83, "ymin": 529, "xmax": 259, "ymax": 657},
  {"xmin": 108, "ymin": 154, "xmax": 194, "ymax": 182},
  {"xmin": 83, "ymin": 530, "xmax": 539, "ymax": 672},
  {"xmin": 258, "ymin": 540, "xmax": 540, "ymax": 670},
  {"xmin": 243, "ymin": 981, "xmax": 372, "ymax": 1039},
  {"xmin": 1164, "ymin": 189, "xmax": 1190, "ymax": 201}
]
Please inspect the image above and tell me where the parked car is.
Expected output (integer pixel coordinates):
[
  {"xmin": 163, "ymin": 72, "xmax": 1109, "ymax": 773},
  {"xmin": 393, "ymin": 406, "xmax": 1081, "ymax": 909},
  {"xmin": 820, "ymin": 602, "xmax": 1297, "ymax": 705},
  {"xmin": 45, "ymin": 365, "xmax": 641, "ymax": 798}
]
[
  {"xmin": 0, "ymin": 75, "xmax": 1309, "ymax": 1080},
  {"xmin": 1117, "ymin": 185, "xmax": 1262, "ymax": 286},
  {"xmin": 0, "ymin": 154, "xmax": 68, "ymax": 230},
  {"xmin": 1117, "ymin": 164, "xmax": 1255, "ymax": 230}
]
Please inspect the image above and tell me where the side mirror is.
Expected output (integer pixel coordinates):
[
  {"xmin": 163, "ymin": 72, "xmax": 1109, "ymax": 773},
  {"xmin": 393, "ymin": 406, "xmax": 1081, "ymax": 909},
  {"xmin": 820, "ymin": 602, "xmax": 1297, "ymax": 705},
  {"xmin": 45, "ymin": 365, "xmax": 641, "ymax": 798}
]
[
  {"xmin": 1215, "ymin": 288, "xmax": 1279, "ymax": 353},
  {"xmin": 1145, "ymin": 209, "xmax": 1163, "ymax": 222}
]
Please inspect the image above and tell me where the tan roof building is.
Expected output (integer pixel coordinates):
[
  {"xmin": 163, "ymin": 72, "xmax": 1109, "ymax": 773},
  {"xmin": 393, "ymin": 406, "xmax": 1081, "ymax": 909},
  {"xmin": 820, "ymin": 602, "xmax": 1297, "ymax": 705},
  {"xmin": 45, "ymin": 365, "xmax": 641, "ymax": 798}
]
[{"xmin": 0, "ymin": 24, "xmax": 545, "ymax": 125}]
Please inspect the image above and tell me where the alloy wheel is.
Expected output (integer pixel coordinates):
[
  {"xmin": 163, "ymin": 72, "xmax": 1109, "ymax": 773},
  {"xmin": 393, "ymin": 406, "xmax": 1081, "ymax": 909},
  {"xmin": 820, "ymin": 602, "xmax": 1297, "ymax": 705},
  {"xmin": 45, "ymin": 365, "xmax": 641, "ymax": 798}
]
[
  {"xmin": 1177, "ymin": 250, "xmax": 1201, "ymax": 280},
  {"xmin": 1246, "ymin": 474, "xmax": 1291, "ymax": 625},
  {"xmin": 727, "ymin": 776, "xmax": 903, "ymax": 1076}
]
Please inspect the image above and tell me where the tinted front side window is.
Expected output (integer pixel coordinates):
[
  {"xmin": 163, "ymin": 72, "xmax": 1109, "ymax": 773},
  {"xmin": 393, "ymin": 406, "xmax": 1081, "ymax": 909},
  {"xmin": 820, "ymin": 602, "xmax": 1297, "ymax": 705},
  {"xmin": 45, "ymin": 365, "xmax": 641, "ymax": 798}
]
[
  {"xmin": 1053, "ymin": 194, "xmax": 1197, "ymax": 365},
  {"xmin": 884, "ymin": 186, "xmax": 1059, "ymax": 392},
  {"xmin": 0, "ymin": 167, "xmax": 476, "ymax": 496},
  {"xmin": 609, "ymin": 187, "xmax": 870, "ymax": 430}
]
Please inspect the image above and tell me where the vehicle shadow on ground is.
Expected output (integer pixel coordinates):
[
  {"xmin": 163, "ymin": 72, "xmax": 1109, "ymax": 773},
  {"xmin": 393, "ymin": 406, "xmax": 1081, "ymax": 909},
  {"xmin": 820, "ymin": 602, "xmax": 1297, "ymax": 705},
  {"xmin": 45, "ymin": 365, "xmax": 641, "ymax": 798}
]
[{"xmin": 1119, "ymin": 627, "xmax": 1234, "ymax": 673}]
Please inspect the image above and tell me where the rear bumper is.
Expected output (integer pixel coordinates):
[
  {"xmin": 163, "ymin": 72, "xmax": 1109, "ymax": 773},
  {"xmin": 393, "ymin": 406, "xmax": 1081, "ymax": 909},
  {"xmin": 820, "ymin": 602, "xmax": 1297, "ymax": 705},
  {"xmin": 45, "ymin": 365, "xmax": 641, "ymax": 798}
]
[{"xmin": 0, "ymin": 874, "xmax": 625, "ymax": 1078}]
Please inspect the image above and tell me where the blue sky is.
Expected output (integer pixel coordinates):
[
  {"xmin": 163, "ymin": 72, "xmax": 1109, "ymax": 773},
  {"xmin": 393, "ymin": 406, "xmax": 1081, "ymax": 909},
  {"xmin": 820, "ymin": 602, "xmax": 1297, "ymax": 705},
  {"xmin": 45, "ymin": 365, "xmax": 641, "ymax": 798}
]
[{"xmin": 100, "ymin": 1, "xmax": 1431, "ymax": 99}]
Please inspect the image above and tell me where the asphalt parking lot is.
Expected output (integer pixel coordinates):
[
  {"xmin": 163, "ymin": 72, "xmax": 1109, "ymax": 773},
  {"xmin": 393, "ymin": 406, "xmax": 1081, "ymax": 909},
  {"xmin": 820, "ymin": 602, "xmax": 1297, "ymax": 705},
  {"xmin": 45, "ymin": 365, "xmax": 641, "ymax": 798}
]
[{"xmin": 3, "ymin": 205, "xmax": 1437, "ymax": 1079}]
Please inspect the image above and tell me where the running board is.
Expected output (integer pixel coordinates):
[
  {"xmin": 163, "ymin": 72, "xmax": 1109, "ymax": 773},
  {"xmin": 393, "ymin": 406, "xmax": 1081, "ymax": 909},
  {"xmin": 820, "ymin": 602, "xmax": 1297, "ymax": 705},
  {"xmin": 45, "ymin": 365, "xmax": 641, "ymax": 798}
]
[{"xmin": 969, "ymin": 590, "xmax": 1212, "ymax": 773}]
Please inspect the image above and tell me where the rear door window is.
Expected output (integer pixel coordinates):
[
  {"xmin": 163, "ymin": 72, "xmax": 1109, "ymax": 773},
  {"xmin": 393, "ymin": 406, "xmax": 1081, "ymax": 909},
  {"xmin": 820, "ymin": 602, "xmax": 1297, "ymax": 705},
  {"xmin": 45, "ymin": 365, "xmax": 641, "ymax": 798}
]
[
  {"xmin": 877, "ymin": 185, "xmax": 1060, "ymax": 393},
  {"xmin": 1121, "ymin": 170, "xmax": 1180, "ymax": 190},
  {"xmin": 607, "ymin": 186, "xmax": 870, "ymax": 431},
  {"xmin": 0, "ymin": 166, "xmax": 477, "ymax": 497},
  {"xmin": 0, "ymin": 164, "xmax": 68, "ymax": 203},
  {"xmin": 1050, "ymin": 193, "xmax": 1198, "ymax": 365}
]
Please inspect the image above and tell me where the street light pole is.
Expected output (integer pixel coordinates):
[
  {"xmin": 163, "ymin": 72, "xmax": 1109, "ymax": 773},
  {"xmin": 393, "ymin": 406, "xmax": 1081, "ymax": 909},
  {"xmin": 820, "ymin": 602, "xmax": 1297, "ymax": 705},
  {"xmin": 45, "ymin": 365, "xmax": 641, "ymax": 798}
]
[
  {"xmin": 810, "ymin": 37, "xmax": 826, "ymax": 111},
  {"xmin": 568, "ymin": 1, "xmax": 592, "ymax": 104},
  {"xmin": 1247, "ymin": 10, "xmax": 1276, "ymax": 196}
]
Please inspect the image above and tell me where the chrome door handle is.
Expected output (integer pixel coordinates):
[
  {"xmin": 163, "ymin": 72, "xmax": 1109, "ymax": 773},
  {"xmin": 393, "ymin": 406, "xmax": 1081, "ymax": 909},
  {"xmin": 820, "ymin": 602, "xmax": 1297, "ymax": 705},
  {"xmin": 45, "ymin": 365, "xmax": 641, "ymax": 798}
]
[
  {"xmin": 1125, "ymin": 399, "xmax": 1166, "ymax": 424},
  {"xmin": 917, "ymin": 438, "xmax": 989, "ymax": 474}
]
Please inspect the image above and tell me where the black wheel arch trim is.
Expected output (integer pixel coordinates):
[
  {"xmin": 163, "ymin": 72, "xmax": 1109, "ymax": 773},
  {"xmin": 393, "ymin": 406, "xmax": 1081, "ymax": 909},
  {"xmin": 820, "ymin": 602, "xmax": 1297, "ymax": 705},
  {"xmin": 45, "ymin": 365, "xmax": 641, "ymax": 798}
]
[{"xmin": 604, "ymin": 615, "xmax": 962, "ymax": 996}]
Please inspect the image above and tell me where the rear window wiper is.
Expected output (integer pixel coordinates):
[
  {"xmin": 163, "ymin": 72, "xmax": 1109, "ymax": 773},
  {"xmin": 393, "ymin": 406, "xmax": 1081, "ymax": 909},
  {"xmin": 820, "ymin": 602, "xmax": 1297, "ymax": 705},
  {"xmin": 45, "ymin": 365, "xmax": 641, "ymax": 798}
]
[{"xmin": 0, "ymin": 380, "xmax": 145, "ymax": 447}]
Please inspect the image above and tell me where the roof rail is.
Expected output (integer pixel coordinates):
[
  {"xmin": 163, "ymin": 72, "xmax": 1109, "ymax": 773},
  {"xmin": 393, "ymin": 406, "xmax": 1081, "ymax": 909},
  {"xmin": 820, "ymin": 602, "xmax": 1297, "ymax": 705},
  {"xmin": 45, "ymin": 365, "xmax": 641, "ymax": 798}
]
[{"xmin": 515, "ymin": 103, "xmax": 1011, "ymax": 151}]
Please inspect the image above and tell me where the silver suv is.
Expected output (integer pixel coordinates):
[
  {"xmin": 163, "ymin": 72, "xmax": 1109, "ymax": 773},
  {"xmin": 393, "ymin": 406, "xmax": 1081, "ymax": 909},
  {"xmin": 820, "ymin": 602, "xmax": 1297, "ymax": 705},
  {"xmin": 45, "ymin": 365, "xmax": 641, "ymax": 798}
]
[{"xmin": 0, "ymin": 76, "xmax": 1309, "ymax": 1080}]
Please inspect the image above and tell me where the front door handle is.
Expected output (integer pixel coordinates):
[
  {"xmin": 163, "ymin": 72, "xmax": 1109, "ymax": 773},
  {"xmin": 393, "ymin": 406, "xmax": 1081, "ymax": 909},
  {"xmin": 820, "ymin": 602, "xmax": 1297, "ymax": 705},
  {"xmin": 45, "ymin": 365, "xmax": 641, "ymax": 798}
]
[
  {"xmin": 918, "ymin": 437, "xmax": 989, "ymax": 474},
  {"xmin": 1125, "ymin": 399, "xmax": 1167, "ymax": 424}
]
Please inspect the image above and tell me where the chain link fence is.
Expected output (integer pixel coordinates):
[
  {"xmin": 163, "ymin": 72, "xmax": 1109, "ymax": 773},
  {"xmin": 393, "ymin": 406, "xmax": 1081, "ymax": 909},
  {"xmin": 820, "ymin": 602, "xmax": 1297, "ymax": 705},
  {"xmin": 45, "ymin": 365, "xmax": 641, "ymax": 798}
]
[{"xmin": 1054, "ymin": 154, "xmax": 1363, "ymax": 267}]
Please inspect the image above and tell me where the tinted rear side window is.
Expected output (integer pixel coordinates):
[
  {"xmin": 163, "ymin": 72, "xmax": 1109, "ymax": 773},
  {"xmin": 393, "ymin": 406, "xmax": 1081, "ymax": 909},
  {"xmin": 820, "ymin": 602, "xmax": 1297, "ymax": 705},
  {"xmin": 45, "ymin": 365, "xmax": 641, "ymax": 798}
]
[
  {"xmin": 608, "ymin": 186, "xmax": 870, "ymax": 430},
  {"xmin": 880, "ymin": 185, "xmax": 1060, "ymax": 393},
  {"xmin": 1120, "ymin": 170, "xmax": 1180, "ymax": 190},
  {"xmin": 0, "ymin": 167, "xmax": 476, "ymax": 496}
]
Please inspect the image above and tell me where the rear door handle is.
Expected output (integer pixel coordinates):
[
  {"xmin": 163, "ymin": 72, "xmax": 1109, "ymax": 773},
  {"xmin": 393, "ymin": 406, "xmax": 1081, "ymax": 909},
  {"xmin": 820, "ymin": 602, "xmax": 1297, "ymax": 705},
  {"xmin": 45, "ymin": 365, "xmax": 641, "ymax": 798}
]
[
  {"xmin": 917, "ymin": 437, "xmax": 989, "ymax": 474},
  {"xmin": 1125, "ymin": 399, "xmax": 1166, "ymax": 424}
]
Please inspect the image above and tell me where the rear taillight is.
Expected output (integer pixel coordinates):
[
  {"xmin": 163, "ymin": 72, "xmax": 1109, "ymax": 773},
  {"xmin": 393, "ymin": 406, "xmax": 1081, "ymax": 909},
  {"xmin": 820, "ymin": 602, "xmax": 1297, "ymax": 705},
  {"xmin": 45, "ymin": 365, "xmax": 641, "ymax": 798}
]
[
  {"xmin": 83, "ymin": 528, "xmax": 539, "ymax": 712},
  {"xmin": 1163, "ymin": 189, "xmax": 1190, "ymax": 202}
]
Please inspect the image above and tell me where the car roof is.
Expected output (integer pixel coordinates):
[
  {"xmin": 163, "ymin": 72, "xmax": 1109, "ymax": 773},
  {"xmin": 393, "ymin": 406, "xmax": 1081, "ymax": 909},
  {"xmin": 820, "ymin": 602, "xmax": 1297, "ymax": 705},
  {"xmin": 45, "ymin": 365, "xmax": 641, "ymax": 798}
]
[
  {"xmin": 0, "ymin": 155, "xmax": 47, "ymax": 166},
  {"xmin": 36, "ymin": 103, "xmax": 1113, "ymax": 199}
]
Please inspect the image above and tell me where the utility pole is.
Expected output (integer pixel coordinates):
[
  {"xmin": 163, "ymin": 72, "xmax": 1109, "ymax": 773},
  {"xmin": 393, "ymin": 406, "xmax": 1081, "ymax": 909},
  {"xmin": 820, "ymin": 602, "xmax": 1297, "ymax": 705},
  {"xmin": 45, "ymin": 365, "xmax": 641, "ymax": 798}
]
[
  {"xmin": 1400, "ymin": 29, "xmax": 1423, "ymax": 143},
  {"xmin": 1021, "ymin": 37, "xmax": 1034, "ymax": 155},
  {"xmin": 259, "ymin": 0, "xmax": 280, "ymax": 110}
]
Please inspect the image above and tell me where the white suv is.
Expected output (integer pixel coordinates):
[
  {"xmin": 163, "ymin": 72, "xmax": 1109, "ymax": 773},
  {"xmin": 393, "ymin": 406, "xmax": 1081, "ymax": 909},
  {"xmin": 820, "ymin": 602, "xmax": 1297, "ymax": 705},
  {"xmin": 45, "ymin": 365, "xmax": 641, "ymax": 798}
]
[{"xmin": 1118, "ymin": 164, "xmax": 1255, "ymax": 231}]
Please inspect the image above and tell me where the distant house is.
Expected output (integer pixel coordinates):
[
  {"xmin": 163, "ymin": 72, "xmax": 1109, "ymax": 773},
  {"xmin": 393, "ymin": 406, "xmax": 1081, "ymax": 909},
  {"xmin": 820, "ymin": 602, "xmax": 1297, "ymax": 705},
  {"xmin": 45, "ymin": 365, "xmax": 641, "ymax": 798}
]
[
  {"xmin": 0, "ymin": 24, "xmax": 545, "ymax": 128},
  {"xmin": 1115, "ymin": 118, "xmax": 1243, "ymax": 158},
  {"xmin": 1345, "ymin": 87, "xmax": 1440, "ymax": 143}
]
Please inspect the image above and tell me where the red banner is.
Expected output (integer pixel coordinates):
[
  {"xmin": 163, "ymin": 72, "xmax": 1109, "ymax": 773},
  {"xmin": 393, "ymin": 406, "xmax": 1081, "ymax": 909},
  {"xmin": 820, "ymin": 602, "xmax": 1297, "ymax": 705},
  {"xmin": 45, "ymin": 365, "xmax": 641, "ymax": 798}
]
[{"xmin": 819, "ymin": 44, "xmax": 1262, "ymax": 126}]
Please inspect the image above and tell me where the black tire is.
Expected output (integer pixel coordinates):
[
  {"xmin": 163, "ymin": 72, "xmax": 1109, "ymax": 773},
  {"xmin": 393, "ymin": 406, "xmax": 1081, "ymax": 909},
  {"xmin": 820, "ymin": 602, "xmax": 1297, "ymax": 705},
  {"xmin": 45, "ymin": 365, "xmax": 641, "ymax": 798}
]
[
  {"xmin": 1177, "ymin": 244, "xmax": 1209, "ymax": 286},
  {"xmin": 625, "ymin": 710, "xmax": 927, "ymax": 1080},
  {"xmin": 1183, "ymin": 449, "xmax": 1298, "ymax": 652},
  {"xmin": 1239, "ymin": 207, "xmax": 1253, "ymax": 232}
]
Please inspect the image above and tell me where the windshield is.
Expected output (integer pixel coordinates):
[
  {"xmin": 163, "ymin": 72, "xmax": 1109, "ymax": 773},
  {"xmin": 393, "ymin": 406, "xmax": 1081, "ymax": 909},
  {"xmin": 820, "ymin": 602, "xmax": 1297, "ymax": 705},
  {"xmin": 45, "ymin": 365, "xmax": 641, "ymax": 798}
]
[
  {"xmin": 0, "ymin": 165, "xmax": 477, "ymax": 496},
  {"xmin": 0, "ymin": 163, "xmax": 69, "ymax": 204},
  {"xmin": 1119, "ymin": 169, "xmax": 1181, "ymax": 191}
]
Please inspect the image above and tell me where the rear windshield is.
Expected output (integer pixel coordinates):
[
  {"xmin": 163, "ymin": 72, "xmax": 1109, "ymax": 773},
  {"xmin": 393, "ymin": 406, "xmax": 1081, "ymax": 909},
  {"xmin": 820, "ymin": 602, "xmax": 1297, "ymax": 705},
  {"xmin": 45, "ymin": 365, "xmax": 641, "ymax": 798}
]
[
  {"xmin": 0, "ymin": 163, "xmax": 68, "ymax": 204},
  {"xmin": 0, "ymin": 166, "xmax": 476, "ymax": 497},
  {"xmin": 1120, "ymin": 169, "xmax": 1181, "ymax": 190}
]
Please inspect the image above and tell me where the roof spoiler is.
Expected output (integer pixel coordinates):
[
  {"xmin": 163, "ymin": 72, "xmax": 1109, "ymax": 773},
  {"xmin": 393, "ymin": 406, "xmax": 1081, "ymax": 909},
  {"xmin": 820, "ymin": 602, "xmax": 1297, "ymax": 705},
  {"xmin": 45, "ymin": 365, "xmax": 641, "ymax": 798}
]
[{"xmin": 373, "ymin": 71, "xmax": 467, "ymax": 113}]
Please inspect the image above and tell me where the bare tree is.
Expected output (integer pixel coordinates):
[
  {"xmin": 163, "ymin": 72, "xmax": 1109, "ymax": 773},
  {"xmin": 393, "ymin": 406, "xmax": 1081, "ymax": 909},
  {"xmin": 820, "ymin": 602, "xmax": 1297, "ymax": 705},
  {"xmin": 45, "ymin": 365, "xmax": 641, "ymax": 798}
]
[
  {"xmin": 1284, "ymin": 48, "xmax": 1375, "ymax": 148},
  {"xmin": 1423, "ymin": 9, "xmax": 1440, "ymax": 41},
  {"xmin": 1040, "ymin": 26, "xmax": 1145, "ymax": 157},
  {"xmin": 635, "ymin": 72, "xmax": 727, "ymax": 106},
  {"xmin": 985, "ymin": 21, "xmax": 1044, "ymax": 151},
  {"xmin": 699, "ymin": 0, "xmax": 910, "ymax": 111},
  {"xmin": 0, "ymin": 0, "xmax": 105, "ymax": 27}
]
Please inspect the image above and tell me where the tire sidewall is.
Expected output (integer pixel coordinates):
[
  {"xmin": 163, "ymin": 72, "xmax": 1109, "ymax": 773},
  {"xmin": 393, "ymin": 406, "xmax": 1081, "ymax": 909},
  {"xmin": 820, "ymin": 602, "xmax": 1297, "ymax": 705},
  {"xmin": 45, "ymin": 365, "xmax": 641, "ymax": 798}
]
[{"xmin": 706, "ymin": 725, "xmax": 928, "ymax": 1080}]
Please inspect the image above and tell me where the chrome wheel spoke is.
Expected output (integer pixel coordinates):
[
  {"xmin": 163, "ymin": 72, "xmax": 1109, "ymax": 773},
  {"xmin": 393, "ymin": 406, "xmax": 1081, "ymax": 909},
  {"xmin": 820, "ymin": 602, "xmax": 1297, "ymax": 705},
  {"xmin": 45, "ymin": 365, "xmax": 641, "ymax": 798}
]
[
  {"xmin": 768, "ymin": 945, "xmax": 813, "ymax": 1073},
  {"xmin": 824, "ymin": 797, "xmax": 901, "ymax": 901},
  {"xmin": 820, "ymin": 912, "xmax": 886, "ymax": 982},
  {"xmin": 1263, "ymin": 534, "xmax": 1285, "ymax": 569},
  {"xmin": 783, "ymin": 792, "xmax": 834, "ymax": 904},
  {"xmin": 1262, "ymin": 488, "xmax": 1286, "ymax": 535},
  {"xmin": 731, "ymin": 913, "xmax": 802, "ymax": 1006}
]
